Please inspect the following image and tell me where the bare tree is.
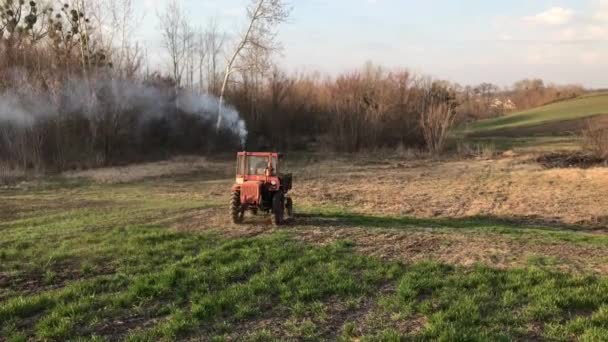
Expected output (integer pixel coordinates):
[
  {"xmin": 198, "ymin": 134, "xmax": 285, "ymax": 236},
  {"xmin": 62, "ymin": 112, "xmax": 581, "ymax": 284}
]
[
  {"xmin": 181, "ymin": 20, "xmax": 195, "ymax": 89},
  {"xmin": 99, "ymin": 0, "xmax": 143, "ymax": 78},
  {"xmin": 69, "ymin": 0, "xmax": 97, "ymax": 79},
  {"xmin": 196, "ymin": 28, "xmax": 206, "ymax": 94},
  {"xmin": 157, "ymin": 0, "xmax": 188, "ymax": 87},
  {"xmin": 217, "ymin": 0, "xmax": 290, "ymax": 130},
  {"xmin": 204, "ymin": 18, "xmax": 225, "ymax": 96}
]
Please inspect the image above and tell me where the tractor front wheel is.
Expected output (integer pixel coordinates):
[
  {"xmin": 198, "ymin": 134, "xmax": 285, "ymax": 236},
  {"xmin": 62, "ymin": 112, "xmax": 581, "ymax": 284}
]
[
  {"xmin": 230, "ymin": 190, "xmax": 244, "ymax": 224},
  {"xmin": 272, "ymin": 192, "xmax": 285, "ymax": 226}
]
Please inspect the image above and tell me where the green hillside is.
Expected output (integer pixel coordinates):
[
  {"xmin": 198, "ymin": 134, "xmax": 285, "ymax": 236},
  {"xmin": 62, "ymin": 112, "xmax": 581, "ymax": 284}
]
[{"xmin": 465, "ymin": 93, "xmax": 608, "ymax": 135}]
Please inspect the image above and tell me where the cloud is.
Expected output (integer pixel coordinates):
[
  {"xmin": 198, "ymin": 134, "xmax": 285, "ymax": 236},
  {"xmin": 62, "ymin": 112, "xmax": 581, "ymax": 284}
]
[
  {"xmin": 593, "ymin": 0, "xmax": 608, "ymax": 20},
  {"xmin": 495, "ymin": 3, "xmax": 608, "ymax": 43},
  {"xmin": 525, "ymin": 7, "xmax": 574, "ymax": 26},
  {"xmin": 585, "ymin": 24, "xmax": 608, "ymax": 39},
  {"xmin": 580, "ymin": 51, "xmax": 602, "ymax": 65}
]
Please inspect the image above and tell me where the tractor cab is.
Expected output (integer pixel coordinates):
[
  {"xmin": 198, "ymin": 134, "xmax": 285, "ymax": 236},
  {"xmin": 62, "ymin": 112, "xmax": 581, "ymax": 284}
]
[
  {"xmin": 231, "ymin": 152, "xmax": 293, "ymax": 225},
  {"xmin": 236, "ymin": 152, "xmax": 281, "ymax": 180}
]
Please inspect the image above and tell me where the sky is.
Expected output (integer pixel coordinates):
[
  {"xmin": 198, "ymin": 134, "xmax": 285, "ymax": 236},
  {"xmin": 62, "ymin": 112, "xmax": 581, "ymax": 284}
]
[{"xmin": 136, "ymin": 0, "xmax": 608, "ymax": 88}]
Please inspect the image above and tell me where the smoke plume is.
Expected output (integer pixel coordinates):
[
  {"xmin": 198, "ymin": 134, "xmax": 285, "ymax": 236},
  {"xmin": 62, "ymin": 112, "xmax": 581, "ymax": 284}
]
[
  {"xmin": 177, "ymin": 92, "xmax": 248, "ymax": 146},
  {"xmin": 0, "ymin": 75, "xmax": 248, "ymax": 146}
]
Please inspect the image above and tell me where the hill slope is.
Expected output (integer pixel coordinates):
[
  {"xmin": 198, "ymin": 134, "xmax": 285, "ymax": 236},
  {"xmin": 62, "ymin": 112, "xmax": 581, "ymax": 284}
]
[{"xmin": 465, "ymin": 93, "xmax": 608, "ymax": 137}]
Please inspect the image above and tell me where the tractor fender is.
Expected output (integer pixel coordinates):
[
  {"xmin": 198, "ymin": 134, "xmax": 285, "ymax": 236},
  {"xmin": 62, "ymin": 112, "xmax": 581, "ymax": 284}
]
[{"xmin": 267, "ymin": 176, "xmax": 281, "ymax": 192}]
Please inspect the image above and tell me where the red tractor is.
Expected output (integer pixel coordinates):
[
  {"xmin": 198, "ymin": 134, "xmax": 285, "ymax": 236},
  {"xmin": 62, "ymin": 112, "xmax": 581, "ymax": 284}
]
[{"xmin": 230, "ymin": 152, "xmax": 293, "ymax": 225}]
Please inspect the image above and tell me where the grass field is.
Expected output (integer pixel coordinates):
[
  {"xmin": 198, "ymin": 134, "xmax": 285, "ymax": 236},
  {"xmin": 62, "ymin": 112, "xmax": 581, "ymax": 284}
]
[
  {"xmin": 463, "ymin": 93, "xmax": 608, "ymax": 137},
  {"xmin": 2, "ymin": 156, "xmax": 608, "ymax": 340}
]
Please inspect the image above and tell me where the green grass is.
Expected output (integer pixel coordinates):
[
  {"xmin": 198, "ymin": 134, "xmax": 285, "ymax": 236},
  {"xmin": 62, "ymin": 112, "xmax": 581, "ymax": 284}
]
[
  {"xmin": 1, "ymin": 231, "xmax": 399, "ymax": 340},
  {"xmin": 374, "ymin": 262, "xmax": 608, "ymax": 341},
  {"xmin": 464, "ymin": 93, "xmax": 608, "ymax": 134},
  {"xmin": 3, "ymin": 179, "xmax": 608, "ymax": 340},
  {"xmin": 0, "ymin": 184, "xmax": 400, "ymax": 340}
]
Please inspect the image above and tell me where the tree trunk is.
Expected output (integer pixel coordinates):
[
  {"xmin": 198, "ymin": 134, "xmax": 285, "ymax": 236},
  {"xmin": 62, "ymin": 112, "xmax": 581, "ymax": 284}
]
[{"xmin": 217, "ymin": 0, "xmax": 265, "ymax": 131}]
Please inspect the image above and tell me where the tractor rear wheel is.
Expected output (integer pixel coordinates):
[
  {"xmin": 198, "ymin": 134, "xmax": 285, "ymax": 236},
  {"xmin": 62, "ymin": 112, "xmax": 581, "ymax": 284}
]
[
  {"xmin": 272, "ymin": 192, "xmax": 285, "ymax": 226},
  {"xmin": 230, "ymin": 190, "xmax": 244, "ymax": 224},
  {"xmin": 285, "ymin": 197, "xmax": 293, "ymax": 217}
]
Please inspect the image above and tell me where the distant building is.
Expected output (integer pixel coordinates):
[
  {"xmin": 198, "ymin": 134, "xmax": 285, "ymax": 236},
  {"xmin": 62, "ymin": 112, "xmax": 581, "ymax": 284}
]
[{"xmin": 490, "ymin": 98, "xmax": 517, "ymax": 112}]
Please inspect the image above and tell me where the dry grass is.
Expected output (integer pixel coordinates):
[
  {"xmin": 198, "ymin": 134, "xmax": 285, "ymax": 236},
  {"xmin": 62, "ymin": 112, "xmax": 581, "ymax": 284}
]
[
  {"xmin": 289, "ymin": 154, "xmax": 608, "ymax": 227},
  {"xmin": 61, "ymin": 151, "xmax": 608, "ymax": 230},
  {"xmin": 455, "ymin": 141, "xmax": 496, "ymax": 159},
  {"xmin": 0, "ymin": 163, "xmax": 25, "ymax": 185},
  {"xmin": 64, "ymin": 156, "xmax": 231, "ymax": 183}
]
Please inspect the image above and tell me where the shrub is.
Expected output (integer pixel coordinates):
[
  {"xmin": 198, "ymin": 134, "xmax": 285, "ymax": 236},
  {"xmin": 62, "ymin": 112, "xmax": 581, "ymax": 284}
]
[
  {"xmin": 419, "ymin": 102, "xmax": 456, "ymax": 154},
  {"xmin": 582, "ymin": 121, "xmax": 608, "ymax": 159}
]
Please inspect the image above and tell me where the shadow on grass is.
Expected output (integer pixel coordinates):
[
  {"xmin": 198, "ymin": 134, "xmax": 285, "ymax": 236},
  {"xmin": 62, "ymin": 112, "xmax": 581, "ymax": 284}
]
[{"xmin": 293, "ymin": 212, "xmax": 608, "ymax": 240}]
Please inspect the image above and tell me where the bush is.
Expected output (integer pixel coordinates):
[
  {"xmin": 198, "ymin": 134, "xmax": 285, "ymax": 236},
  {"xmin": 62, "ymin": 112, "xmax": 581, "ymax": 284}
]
[
  {"xmin": 0, "ymin": 162, "xmax": 25, "ymax": 185},
  {"xmin": 582, "ymin": 121, "xmax": 608, "ymax": 159},
  {"xmin": 419, "ymin": 102, "xmax": 456, "ymax": 154}
]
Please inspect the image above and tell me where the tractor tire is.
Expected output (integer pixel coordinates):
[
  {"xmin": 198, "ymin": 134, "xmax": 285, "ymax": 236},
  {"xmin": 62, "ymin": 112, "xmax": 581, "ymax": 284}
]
[
  {"xmin": 285, "ymin": 197, "xmax": 294, "ymax": 218},
  {"xmin": 272, "ymin": 192, "xmax": 285, "ymax": 226},
  {"xmin": 230, "ymin": 190, "xmax": 244, "ymax": 224}
]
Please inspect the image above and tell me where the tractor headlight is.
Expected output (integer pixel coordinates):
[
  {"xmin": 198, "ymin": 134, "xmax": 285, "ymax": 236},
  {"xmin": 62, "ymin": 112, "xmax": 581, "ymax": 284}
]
[{"xmin": 271, "ymin": 180, "xmax": 277, "ymax": 186}]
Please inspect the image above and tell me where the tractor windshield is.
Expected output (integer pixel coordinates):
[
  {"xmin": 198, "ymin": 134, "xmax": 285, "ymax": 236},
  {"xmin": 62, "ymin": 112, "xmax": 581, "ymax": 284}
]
[{"xmin": 247, "ymin": 156, "xmax": 271, "ymax": 175}]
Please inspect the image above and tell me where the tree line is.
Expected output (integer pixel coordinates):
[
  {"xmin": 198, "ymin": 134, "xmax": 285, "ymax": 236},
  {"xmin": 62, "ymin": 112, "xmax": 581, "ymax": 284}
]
[{"xmin": 0, "ymin": 0, "xmax": 588, "ymax": 174}]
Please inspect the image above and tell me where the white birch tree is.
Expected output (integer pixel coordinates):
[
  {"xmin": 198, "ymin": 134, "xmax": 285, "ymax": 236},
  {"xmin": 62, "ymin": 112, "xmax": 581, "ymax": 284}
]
[{"xmin": 216, "ymin": 0, "xmax": 290, "ymax": 130}]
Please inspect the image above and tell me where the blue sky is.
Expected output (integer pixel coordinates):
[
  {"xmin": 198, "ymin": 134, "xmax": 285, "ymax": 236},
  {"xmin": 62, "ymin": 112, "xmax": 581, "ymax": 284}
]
[{"xmin": 137, "ymin": 0, "xmax": 608, "ymax": 88}]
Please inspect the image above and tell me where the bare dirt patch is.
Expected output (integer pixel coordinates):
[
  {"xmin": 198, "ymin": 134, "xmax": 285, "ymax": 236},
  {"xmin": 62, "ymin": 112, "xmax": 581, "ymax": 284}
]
[
  {"xmin": 93, "ymin": 306, "xmax": 167, "ymax": 341},
  {"xmin": 537, "ymin": 152, "xmax": 607, "ymax": 169},
  {"xmin": 172, "ymin": 207, "xmax": 278, "ymax": 238},
  {"xmin": 0, "ymin": 260, "xmax": 116, "ymax": 300}
]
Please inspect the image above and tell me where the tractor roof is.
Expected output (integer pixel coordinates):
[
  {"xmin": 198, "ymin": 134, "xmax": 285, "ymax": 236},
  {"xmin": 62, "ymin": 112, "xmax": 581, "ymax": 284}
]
[{"xmin": 237, "ymin": 151, "xmax": 281, "ymax": 158}]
